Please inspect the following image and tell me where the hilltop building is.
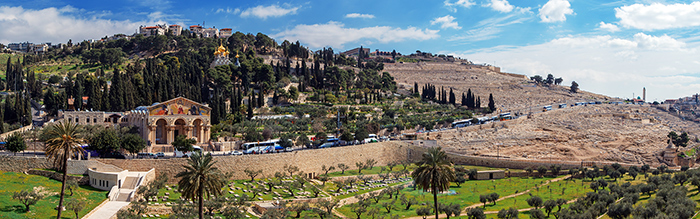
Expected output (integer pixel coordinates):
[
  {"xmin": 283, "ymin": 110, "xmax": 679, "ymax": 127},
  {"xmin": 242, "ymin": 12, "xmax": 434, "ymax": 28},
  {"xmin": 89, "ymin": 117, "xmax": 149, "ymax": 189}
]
[
  {"xmin": 341, "ymin": 47, "xmax": 370, "ymax": 56},
  {"xmin": 168, "ymin": 24, "xmax": 182, "ymax": 36},
  {"xmin": 62, "ymin": 97, "xmax": 212, "ymax": 152},
  {"xmin": 139, "ymin": 25, "xmax": 167, "ymax": 37}
]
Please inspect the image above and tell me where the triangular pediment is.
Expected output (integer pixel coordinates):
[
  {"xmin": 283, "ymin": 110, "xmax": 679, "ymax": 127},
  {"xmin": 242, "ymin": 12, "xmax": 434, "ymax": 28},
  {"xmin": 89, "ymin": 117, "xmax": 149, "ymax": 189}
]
[{"xmin": 147, "ymin": 97, "xmax": 211, "ymax": 116}]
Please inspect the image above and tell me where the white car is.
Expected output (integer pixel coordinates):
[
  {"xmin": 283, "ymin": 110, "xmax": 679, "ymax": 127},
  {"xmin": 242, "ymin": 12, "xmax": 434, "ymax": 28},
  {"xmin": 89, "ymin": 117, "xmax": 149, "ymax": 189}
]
[{"xmin": 228, "ymin": 150, "xmax": 243, "ymax": 156}]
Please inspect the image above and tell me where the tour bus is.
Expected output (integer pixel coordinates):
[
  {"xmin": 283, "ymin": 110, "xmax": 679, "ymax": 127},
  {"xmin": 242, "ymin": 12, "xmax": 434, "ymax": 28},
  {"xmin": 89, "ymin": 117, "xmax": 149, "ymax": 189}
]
[
  {"xmin": 451, "ymin": 119, "xmax": 472, "ymax": 128},
  {"xmin": 477, "ymin": 117, "xmax": 491, "ymax": 124},
  {"xmin": 559, "ymin": 103, "xmax": 567, "ymax": 108},
  {"xmin": 242, "ymin": 140, "xmax": 290, "ymax": 154},
  {"xmin": 543, "ymin": 105, "xmax": 552, "ymax": 112},
  {"xmin": 174, "ymin": 146, "xmax": 203, "ymax": 158},
  {"xmin": 318, "ymin": 138, "xmax": 341, "ymax": 148},
  {"xmin": 498, "ymin": 113, "xmax": 512, "ymax": 121}
]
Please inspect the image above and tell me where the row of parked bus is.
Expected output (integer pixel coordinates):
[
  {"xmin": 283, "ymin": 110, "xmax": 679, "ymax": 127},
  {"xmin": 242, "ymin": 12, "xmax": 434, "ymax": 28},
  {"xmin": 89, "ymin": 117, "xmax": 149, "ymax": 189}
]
[
  {"xmin": 451, "ymin": 113, "xmax": 513, "ymax": 128},
  {"xmin": 240, "ymin": 139, "xmax": 294, "ymax": 154}
]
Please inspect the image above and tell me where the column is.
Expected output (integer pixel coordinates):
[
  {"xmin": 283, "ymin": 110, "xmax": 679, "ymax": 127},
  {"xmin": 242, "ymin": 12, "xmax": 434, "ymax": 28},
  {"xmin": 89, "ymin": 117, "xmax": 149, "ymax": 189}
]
[
  {"xmin": 203, "ymin": 126, "xmax": 211, "ymax": 143},
  {"xmin": 185, "ymin": 125, "xmax": 194, "ymax": 139},
  {"xmin": 167, "ymin": 125, "xmax": 175, "ymax": 145}
]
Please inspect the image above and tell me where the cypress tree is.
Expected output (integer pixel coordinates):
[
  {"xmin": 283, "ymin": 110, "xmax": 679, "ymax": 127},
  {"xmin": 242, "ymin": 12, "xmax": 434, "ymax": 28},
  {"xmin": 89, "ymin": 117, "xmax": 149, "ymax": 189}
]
[
  {"xmin": 449, "ymin": 88, "xmax": 455, "ymax": 105},
  {"xmin": 488, "ymin": 93, "xmax": 496, "ymax": 112},
  {"xmin": 414, "ymin": 82, "xmax": 419, "ymax": 94},
  {"xmin": 476, "ymin": 96, "xmax": 481, "ymax": 108},
  {"xmin": 466, "ymin": 89, "xmax": 473, "ymax": 108},
  {"xmin": 247, "ymin": 94, "xmax": 253, "ymax": 119}
]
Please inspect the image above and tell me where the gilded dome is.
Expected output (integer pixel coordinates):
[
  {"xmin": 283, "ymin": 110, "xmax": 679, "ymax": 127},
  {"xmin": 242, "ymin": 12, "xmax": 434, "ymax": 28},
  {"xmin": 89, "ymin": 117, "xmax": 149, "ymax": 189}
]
[{"xmin": 214, "ymin": 44, "xmax": 229, "ymax": 57}]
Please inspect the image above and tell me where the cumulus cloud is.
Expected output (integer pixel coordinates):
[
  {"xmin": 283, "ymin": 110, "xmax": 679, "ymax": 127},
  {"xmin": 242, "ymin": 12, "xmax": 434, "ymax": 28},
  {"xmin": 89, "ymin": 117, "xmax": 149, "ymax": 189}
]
[
  {"xmin": 485, "ymin": 0, "xmax": 514, "ymax": 13},
  {"xmin": 273, "ymin": 21, "xmax": 439, "ymax": 49},
  {"xmin": 615, "ymin": 2, "xmax": 700, "ymax": 30},
  {"xmin": 598, "ymin": 22, "xmax": 620, "ymax": 32},
  {"xmin": 538, "ymin": 0, "xmax": 574, "ymax": 22},
  {"xmin": 0, "ymin": 6, "xmax": 141, "ymax": 44},
  {"xmin": 431, "ymin": 15, "xmax": 461, "ymax": 30},
  {"xmin": 450, "ymin": 33, "xmax": 698, "ymax": 101},
  {"xmin": 345, "ymin": 13, "xmax": 375, "ymax": 19},
  {"xmin": 239, "ymin": 4, "xmax": 300, "ymax": 19},
  {"xmin": 444, "ymin": 0, "xmax": 476, "ymax": 12}
]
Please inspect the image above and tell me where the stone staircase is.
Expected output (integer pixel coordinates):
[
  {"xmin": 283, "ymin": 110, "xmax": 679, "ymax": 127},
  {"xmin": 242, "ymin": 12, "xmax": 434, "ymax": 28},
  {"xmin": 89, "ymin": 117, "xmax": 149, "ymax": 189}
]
[
  {"xmin": 122, "ymin": 177, "xmax": 139, "ymax": 189},
  {"xmin": 115, "ymin": 192, "xmax": 131, "ymax": 202}
]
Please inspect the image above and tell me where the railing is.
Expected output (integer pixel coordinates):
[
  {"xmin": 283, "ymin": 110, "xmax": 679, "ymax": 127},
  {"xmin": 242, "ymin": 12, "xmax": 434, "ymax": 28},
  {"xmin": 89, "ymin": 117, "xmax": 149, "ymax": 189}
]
[{"xmin": 107, "ymin": 185, "xmax": 119, "ymax": 201}]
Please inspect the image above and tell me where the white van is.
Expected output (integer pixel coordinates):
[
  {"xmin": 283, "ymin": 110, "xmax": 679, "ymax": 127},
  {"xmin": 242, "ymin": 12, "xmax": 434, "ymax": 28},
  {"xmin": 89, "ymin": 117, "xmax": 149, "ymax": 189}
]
[{"xmin": 174, "ymin": 146, "xmax": 203, "ymax": 158}]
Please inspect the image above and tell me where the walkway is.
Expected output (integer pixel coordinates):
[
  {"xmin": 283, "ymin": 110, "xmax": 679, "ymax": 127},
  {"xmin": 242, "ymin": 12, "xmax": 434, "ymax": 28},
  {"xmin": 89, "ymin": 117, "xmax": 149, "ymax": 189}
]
[{"xmin": 84, "ymin": 201, "xmax": 130, "ymax": 219}]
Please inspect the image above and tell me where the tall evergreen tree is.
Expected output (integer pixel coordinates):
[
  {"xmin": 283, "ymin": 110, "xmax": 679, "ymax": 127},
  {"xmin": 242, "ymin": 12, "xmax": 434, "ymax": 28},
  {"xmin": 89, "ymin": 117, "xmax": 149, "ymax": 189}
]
[
  {"xmin": 488, "ymin": 93, "xmax": 496, "ymax": 112},
  {"xmin": 449, "ymin": 88, "xmax": 456, "ymax": 105}
]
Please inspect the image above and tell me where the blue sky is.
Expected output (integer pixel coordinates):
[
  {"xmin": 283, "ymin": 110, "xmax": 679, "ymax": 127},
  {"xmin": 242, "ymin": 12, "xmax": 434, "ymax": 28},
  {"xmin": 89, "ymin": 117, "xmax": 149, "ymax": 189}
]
[{"xmin": 1, "ymin": 0, "xmax": 700, "ymax": 102}]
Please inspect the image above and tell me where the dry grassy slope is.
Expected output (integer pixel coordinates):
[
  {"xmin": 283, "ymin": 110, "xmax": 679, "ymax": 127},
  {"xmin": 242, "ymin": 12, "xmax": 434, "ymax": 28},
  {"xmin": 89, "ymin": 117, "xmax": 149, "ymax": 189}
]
[
  {"xmin": 385, "ymin": 62, "xmax": 611, "ymax": 113},
  {"xmin": 433, "ymin": 104, "xmax": 685, "ymax": 165},
  {"xmin": 386, "ymin": 62, "xmax": 698, "ymax": 165}
]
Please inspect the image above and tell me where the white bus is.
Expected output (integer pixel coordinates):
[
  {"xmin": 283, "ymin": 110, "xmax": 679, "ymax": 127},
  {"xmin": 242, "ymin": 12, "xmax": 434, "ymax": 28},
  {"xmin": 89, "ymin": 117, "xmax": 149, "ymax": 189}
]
[
  {"xmin": 242, "ymin": 139, "xmax": 293, "ymax": 154},
  {"xmin": 451, "ymin": 119, "xmax": 472, "ymax": 128},
  {"xmin": 174, "ymin": 146, "xmax": 203, "ymax": 158},
  {"xmin": 477, "ymin": 117, "xmax": 491, "ymax": 124},
  {"xmin": 543, "ymin": 105, "xmax": 552, "ymax": 112},
  {"xmin": 498, "ymin": 113, "xmax": 512, "ymax": 121}
]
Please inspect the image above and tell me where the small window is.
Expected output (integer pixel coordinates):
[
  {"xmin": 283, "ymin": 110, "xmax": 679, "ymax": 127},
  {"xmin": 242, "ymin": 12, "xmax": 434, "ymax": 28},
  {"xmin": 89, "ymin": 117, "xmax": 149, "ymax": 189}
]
[
  {"xmin": 94, "ymin": 118, "xmax": 97, "ymax": 123},
  {"xmin": 86, "ymin": 118, "xmax": 90, "ymax": 123}
]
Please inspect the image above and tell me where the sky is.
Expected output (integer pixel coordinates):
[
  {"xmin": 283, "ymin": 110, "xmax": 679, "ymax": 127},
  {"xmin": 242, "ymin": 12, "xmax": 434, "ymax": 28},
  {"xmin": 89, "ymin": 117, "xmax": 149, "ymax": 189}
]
[{"xmin": 1, "ymin": 0, "xmax": 699, "ymax": 102}]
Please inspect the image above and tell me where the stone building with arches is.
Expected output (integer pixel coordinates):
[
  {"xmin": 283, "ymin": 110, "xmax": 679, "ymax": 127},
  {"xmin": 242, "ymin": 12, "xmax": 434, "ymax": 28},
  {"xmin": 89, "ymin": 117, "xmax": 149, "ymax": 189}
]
[
  {"xmin": 62, "ymin": 97, "xmax": 212, "ymax": 153},
  {"xmin": 125, "ymin": 97, "xmax": 212, "ymax": 152}
]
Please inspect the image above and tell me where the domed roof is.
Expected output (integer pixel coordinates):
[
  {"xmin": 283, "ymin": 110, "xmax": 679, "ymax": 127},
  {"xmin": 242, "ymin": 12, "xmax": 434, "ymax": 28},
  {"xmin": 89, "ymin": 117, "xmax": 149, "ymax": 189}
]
[{"xmin": 214, "ymin": 44, "xmax": 229, "ymax": 57}]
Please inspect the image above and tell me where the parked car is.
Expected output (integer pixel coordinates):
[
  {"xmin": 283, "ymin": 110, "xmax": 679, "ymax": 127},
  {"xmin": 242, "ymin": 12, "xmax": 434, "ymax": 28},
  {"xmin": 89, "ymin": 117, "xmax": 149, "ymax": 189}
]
[
  {"xmin": 155, "ymin": 152, "xmax": 165, "ymax": 157},
  {"xmin": 227, "ymin": 150, "xmax": 243, "ymax": 156},
  {"xmin": 137, "ymin": 152, "xmax": 157, "ymax": 159},
  {"xmin": 318, "ymin": 142, "xmax": 335, "ymax": 148}
]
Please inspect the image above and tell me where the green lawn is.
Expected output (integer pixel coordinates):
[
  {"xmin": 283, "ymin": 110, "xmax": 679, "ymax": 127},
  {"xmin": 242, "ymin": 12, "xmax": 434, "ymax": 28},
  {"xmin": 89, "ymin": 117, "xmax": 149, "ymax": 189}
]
[
  {"xmin": 0, "ymin": 171, "xmax": 108, "ymax": 219},
  {"xmin": 336, "ymin": 176, "xmax": 563, "ymax": 219}
]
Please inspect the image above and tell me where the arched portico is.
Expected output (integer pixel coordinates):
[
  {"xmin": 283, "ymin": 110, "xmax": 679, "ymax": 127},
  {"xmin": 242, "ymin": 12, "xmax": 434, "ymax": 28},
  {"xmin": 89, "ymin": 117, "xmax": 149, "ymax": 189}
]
[
  {"xmin": 192, "ymin": 119, "xmax": 203, "ymax": 143},
  {"xmin": 155, "ymin": 119, "xmax": 168, "ymax": 144}
]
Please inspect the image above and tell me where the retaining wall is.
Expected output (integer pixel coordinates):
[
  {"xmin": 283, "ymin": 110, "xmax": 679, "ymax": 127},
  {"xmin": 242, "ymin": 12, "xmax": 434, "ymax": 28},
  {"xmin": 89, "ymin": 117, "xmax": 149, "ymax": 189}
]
[
  {"xmin": 407, "ymin": 145, "xmax": 632, "ymax": 170},
  {"xmin": 26, "ymin": 169, "xmax": 89, "ymax": 185},
  {"xmin": 95, "ymin": 141, "xmax": 414, "ymax": 183},
  {"xmin": 0, "ymin": 155, "xmax": 51, "ymax": 172}
]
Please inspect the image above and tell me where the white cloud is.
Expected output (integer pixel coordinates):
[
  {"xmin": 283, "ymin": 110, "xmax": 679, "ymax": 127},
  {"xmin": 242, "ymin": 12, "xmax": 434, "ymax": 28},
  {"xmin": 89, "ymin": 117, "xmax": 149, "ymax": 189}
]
[
  {"xmin": 0, "ymin": 6, "xmax": 142, "ymax": 44},
  {"xmin": 615, "ymin": 2, "xmax": 700, "ymax": 30},
  {"xmin": 216, "ymin": 7, "xmax": 240, "ymax": 15},
  {"xmin": 450, "ymin": 34, "xmax": 699, "ymax": 101},
  {"xmin": 598, "ymin": 22, "xmax": 620, "ymax": 32},
  {"xmin": 449, "ymin": 26, "xmax": 500, "ymax": 42},
  {"xmin": 273, "ymin": 21, "xmax": 439, "ymax": 49},
  {"xmin": 538, "ymin": 0, "xmax": 574, "ymax": 23},
  {"xmin": 485, "ymin": 0, "xmax": 514, "ymax": 13},
  {"xmin": 444, "ymin": 0, "xmax": 476, "ymax": 12},
  {"xmin": 345, "ymin": 13, "xmax": 375, "ymax": 19},
  {"xmin": 239, "ymin": 4, "xmax": 300, "ymax": 19},
  {"xmin": 431, "ymin": 15, "xmax": 461, "ymax": 30}
]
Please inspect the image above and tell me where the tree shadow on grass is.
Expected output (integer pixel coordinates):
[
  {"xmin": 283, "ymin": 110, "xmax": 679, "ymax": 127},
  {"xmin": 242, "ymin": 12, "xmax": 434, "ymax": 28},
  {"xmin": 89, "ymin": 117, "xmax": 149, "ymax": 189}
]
[{"xmin": 0, "ymin": 204, "xmax": 26, "ymax": 214}]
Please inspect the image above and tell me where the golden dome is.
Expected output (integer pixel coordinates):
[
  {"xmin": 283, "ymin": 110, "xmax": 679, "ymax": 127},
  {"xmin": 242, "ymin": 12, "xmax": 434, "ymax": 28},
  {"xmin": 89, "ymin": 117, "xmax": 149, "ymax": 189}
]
[{"xmin": 214, "ymin": 44, "xmax": 229, "ymax": 57}]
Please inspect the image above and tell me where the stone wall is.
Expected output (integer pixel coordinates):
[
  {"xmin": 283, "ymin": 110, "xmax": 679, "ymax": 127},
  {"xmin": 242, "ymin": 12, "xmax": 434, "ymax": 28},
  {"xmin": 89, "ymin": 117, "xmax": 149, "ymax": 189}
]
[
  {"xmin": 0, "ymin": 155, "xmax": 51, "ymax": 172},
  {"xmin": 27, "ymin": 169, "xmax": 89, "ymax": 185},
  {"xmin": 407, "ymin": 145, "xmax": 628, "ymax": 170},
  {"xmin": 96, "ymin": 141, "xmax": 413, "ymax": 183}
]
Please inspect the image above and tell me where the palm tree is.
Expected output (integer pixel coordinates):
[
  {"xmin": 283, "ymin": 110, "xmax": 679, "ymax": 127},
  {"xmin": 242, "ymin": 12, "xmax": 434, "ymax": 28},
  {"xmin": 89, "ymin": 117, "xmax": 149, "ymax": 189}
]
[
  {"xmin": 176, "ymin": 152, "xmax": 227, "ymax": 219},
  {"xmin": 44, "ymin": 120, "xmax": 85, "ymax": 219},
  {"xmin": 412, "ymin": 147, "xmax": 455, "ymax": 219}
]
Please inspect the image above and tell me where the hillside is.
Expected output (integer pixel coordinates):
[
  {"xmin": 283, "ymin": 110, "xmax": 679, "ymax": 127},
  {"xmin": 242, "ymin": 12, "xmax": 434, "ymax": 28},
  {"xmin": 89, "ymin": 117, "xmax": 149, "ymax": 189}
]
[
  {"xmin": 385, "ymin": 62, "xmax": 612, "ymax": 113},
  {"xmin": 386, "ymin": 61, "xmax": 696, "ymax": 166}
]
